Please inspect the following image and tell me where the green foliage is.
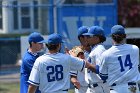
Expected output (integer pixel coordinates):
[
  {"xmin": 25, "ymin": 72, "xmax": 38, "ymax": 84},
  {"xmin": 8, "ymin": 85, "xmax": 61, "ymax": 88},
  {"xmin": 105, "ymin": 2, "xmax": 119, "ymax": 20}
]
[
  {"xmin": 68, "ymin": 89, "xmax": 75, "ymax": 93},
  {"xmin": 0, "ymin": 82, "xmax": 20, "ymax": 93},
  {"xmin": 118, "ymin": 0, "xmax": 140, "ymax": 27}
]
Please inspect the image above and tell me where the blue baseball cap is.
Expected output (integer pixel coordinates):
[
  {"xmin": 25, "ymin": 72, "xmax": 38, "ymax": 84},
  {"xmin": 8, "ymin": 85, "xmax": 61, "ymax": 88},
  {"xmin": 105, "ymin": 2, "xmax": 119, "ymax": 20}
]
[
  {"xmin": 83, "ymin": 26, "xmax": 105, "ymax": 36},
  {"xmin": 28, "ymin": 32, "xmax": 45, "ymax": 43},
  {"xmin": 78, "ymin": 26, "xmax": 89, "ymax": 37},
  {"xmin": 46, "ymin": 33, "xmax": 64, "ymax": 44},
  {"xmin": 111, "ymin": 25, "xmax": 125, "ymax": 35}
]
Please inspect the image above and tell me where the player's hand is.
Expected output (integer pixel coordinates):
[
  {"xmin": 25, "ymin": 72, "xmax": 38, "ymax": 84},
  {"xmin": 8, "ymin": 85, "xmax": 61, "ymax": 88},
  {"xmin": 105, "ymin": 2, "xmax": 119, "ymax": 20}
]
[
  {"xmin": 73, "ymin": 81, "xmax": 81, "ymax": 89},
  {"xmin": 70, "ymin": 76, "xmax": 81, "ymax": 89},
  {"xmin": 69, "ymin": 50, "xmax": 76, "ymax": 57}
]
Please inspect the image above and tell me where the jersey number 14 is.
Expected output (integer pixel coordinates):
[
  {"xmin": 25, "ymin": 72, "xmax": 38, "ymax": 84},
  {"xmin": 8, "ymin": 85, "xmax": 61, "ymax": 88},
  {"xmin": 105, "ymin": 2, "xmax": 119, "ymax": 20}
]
[{"xmin": 118, "ymin": 54, "xmax": 132, "ymax": 72}]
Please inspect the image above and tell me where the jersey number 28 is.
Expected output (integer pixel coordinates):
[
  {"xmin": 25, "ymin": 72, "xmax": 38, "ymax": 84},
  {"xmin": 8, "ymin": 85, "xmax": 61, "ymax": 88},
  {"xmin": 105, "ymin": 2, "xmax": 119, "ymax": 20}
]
[
  {"xmin": 118, "ymin": 54, "xmax": 132, "ymax": 72},
  {"xmin": 46, "ymin": 65, "xmax": 63, "ymax": 82}
]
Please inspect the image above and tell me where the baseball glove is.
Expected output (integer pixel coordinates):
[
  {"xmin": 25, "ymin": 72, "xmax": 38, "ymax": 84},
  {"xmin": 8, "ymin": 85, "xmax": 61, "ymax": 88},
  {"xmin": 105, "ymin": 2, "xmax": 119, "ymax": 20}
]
[{"xmin": 69, "ymin": 46, "xmax": 84, "ymax": 57}]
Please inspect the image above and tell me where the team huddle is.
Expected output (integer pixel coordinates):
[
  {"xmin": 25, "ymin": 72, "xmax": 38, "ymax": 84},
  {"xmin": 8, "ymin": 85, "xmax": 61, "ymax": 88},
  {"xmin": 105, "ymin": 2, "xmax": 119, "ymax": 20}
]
[{"xmin": 20, "ymin": 25, "xmax": 140, "ymax": 93}]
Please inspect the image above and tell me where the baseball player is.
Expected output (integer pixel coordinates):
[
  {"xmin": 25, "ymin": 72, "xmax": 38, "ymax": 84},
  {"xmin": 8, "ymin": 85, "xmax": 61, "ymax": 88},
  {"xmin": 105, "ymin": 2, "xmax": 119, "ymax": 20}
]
[
  {"xmin": 20, "ymin": 32, "xmax": 46, "ymax": 93},
  {"xmin": 83, "ymin": 26, "xmax": 110, "ymax": 93},
  {"xmin": 99, "ymin": 25, "xmax": 140, "ymax": 93},
  {"xmin": 77, "ymin": 26, "xmax": 91, "ymax": 58},
  {"xmin": 69, "ymin": 46, "xmax": 88, "ymax": 93},
  {"xmin": 69, "ymin": 26, "xmax": 90, "ymax": 93},
  {"xmin": 27, "ymin": 33, "xmax": 97, "ymax": 93}
]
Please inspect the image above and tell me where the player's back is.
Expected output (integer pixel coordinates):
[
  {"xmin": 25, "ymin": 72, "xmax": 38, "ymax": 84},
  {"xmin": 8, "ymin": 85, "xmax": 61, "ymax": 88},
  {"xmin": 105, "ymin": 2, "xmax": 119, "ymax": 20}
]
[
  {"xmin": 31, "ymin": 52, "xmax": 84, "ymax": 93},
  {"xmin": 102, "ymin": 44, "xmax": 140, "ymax": 85}
]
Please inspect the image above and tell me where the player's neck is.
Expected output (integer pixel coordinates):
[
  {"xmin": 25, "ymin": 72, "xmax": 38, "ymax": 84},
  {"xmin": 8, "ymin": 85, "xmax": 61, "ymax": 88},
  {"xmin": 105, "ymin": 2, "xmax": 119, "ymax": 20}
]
[
  {"xmin": 48, "ymin": 50, "xmax": 58, "ymax": 54},
  {"xmin": 113, "ymin": 41, "xmax": 125, "ymax": 45}
]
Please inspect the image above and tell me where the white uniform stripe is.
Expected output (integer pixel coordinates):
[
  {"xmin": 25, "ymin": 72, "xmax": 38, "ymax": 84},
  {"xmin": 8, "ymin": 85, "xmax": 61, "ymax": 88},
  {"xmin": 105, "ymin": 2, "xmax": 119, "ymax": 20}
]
[
  {"xmin": 99, "ymin": 73, "xmax": 108, "ymax": 76},
  {"xmin": 28, "ymin": 80, "xmax": 39, "ymax": 86}
]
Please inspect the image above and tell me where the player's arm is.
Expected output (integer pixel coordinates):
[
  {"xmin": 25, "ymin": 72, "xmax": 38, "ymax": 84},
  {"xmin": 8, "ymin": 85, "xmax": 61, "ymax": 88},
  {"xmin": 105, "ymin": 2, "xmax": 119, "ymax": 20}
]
[
  {"xmin": 70, "ymin": 71, "xmax": 81, "ymax": 89},
  {"xmin": 84, "ymin": 60, "xmax": 99, "ymax": 73},
  {"xmin": 71, "ymin": 75, "xmax": 81, "ymax": 89},
  {"xmin": 70, "ymin": 55, "xmax": 98, "ymax": 73},
  {"xmin": 28, "ymin": 84, "xmax": 37, "ymax": 93}
]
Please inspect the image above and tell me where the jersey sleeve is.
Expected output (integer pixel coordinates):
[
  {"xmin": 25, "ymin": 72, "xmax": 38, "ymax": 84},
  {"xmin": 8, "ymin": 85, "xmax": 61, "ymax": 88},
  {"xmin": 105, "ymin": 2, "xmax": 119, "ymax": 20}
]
[
  {"xmin": 70, "ymin": 70, "xmax": 78, "ymax": 76},
  {"xmin": 88, "ymin": 52, "xmax": 96, "ymax": 64},
  {"xmin": 70, "ymin": 56, "xmax": 85, "ymax": 72},
  {"xmin": 28, "ymin": 58, "xmax": 41, "ymax": 86}
]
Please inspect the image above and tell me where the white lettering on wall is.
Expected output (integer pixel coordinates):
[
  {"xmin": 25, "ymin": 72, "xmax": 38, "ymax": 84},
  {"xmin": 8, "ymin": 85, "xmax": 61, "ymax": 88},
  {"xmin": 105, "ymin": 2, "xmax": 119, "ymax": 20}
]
[
  {"xmin": 81, "ymin": 17, "xmax": 95, "ymax": 27},
  {"xmin": 63, "ymin": 17, "xmax": 79, "ymax": 47},
  {"xmin": 62, "ymin": 16, "xmax": 107, "ymax": 47},
  {"xmin": 97, "ymin": 16, "xmax": 106, "ymax": 27}
]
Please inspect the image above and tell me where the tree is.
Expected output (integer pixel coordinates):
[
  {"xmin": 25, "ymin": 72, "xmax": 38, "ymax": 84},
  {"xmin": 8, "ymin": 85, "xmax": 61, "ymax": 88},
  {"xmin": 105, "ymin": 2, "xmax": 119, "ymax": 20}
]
[{"xmin": 118, "ymin": 0, "xmax": 140, "ymax": 27}]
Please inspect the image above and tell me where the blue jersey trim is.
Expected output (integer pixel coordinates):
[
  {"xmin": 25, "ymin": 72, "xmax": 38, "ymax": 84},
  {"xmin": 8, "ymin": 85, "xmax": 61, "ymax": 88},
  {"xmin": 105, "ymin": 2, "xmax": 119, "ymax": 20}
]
[
  {"xmin": 70, "ymin": 72, "xmax": 77, "ymax": 76},
  {"xmin": 99, "ymin": 73, "xmax": 108, "ymax": 81},
  {"xmin": 28, "ymin": 80, "xmax": 39, "ymax": 86},
  {"xmin": 99, "ymin": 73, "xmax": 108, "ymax": 76},
  {"xmin": 95, "ymin": 65, "xmax": 99, "ymax": 74},
  {"xmin": 81, "ymin": 60, "xmax": 85, "ymax": 71}
]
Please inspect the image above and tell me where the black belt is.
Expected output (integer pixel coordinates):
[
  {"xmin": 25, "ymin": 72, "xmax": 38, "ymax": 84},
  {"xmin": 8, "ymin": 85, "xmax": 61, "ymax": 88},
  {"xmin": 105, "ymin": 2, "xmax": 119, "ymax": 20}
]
[
  {"xmin": 62, "ymin": 89, "xmax": 68, "ymax": 91},
  {"xmin": 88, "ymin": 83, "xmax": 98, "ymax": 88},
  {"xmin": 111, "ymin": 82, "xmax": 136, "ymax": 86},
  {"xmin": 88, "ymin": 81, "xmax": 106, "ymax": 88}
]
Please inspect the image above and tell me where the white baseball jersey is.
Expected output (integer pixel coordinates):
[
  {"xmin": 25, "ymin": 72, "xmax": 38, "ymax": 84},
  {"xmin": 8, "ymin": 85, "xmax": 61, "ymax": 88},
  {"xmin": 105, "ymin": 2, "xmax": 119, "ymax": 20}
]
[
  {"xmin": 70, "ymin": 68, "xmax": 88, "ymax": 86},
  {"xmin": 99, "ymin": 44, "xmax": 140, "ymax": 86},
  {"xmin": 70, "ymin": 69, "xmax": 89, "ymax": 93},
  {"xmin": 70, "ymin": 51, "xmax": 90, "ymax": 93},
  {"xmin": 87, "ymin": 44, "xmax": 106, "ymax": 84},
  {"xmin": 28, "ymin": 52, "xmax": 85, "ymax": 93},
  {"xmin": 70, "ymin": 50, "xmax": 90, "ymax": 86},
  {"xmin": 84, "ymin": 51, "xmax": 90, "ymax": 84}
]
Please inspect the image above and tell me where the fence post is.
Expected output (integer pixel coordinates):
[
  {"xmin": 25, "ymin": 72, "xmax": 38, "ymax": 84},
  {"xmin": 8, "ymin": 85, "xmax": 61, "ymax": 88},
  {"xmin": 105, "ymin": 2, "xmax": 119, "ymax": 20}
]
[{"xmin": 38, "ymin": 0, "xmax": 49, "ymax": 35}]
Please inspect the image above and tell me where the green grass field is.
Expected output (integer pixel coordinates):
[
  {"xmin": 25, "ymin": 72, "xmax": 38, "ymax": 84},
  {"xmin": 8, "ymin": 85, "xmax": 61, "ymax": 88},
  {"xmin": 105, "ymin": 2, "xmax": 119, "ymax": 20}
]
[
  {"xmin": 0, "ymin": 82, "xmax": 74, "ymax": 93},
  {"xmin": 0, "ymin": 82, "xmax": 20, "ymax": 93}
]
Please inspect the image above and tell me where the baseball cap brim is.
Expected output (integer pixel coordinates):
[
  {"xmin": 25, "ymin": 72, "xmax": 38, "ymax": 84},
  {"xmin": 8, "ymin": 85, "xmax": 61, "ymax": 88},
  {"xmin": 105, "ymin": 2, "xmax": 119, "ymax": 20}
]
[
  {"xmin": 37, "ymin": 40, "xmax": 48, "ymax": 43},
  {"xmin": 83, "ymin": 33, "xmax": 94, "ymax": 36}
]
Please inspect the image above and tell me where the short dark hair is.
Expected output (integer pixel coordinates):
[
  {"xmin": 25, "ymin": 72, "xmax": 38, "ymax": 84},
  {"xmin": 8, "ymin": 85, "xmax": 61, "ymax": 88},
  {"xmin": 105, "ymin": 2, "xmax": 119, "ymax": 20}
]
[
  {"xmin": 111, "ymin": 34, "xmax": 126, "ymax": 43},
  {"xmin": 97, "ymin": 35, "xmax": 106, "ymax": 43},
  {"xmin": 78, "ymin": 35, "xmax": 85, "ymax": 40},
  {"xmin": 29, "ymin": 42, "xmax": 32, "ymax": 47},
  {"xmin": 46, "ymin": 44, "xmax": 59, "ymax": 51}
]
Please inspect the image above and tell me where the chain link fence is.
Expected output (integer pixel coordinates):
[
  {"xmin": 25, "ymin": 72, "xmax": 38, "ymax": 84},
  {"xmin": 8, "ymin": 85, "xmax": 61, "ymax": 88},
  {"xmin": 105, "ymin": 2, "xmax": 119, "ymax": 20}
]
[{"xmin": 0, "ymin": 38, "xmax": 21, "ymax": 75}]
